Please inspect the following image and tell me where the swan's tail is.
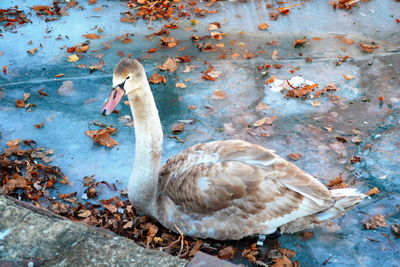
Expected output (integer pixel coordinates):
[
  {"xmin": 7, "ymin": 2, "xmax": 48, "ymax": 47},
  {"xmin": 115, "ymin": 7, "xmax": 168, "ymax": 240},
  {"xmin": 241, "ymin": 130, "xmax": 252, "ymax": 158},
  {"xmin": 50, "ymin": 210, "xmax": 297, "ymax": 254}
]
[{"xmin": 314, "ymin": 188, "xmax": 366, "ymax": 222}]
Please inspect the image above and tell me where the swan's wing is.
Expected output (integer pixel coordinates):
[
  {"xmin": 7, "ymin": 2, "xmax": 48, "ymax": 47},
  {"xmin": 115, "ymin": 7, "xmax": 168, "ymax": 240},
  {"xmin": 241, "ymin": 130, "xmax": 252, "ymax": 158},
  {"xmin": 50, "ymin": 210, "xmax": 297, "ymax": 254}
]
[{"xmin": 157, "ymin": 140, "xmax": 333, "ymax": 237}]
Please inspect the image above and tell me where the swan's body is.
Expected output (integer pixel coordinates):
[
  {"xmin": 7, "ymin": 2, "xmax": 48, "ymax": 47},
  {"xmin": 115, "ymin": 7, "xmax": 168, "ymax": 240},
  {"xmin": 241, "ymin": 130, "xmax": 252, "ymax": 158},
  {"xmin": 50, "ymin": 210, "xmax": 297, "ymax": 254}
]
[{"xmin": 101, "ymin": 58, "xmax": 365, "ymax": 240}]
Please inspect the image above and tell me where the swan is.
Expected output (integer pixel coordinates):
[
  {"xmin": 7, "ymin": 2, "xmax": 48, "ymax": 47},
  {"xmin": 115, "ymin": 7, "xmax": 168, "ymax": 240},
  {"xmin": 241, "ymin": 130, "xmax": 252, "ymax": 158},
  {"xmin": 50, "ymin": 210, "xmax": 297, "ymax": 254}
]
[{"xmin": 101, "ymin": 58, "xmax": 365, "ymax": 241}]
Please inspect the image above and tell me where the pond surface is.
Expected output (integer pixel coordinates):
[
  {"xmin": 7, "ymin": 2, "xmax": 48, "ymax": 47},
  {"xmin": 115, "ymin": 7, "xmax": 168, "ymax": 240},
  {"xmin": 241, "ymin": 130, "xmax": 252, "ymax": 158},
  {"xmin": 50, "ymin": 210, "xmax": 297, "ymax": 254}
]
[{"xmin": 0, "ymin": 0, "xmax": 399, "ymax": 266}]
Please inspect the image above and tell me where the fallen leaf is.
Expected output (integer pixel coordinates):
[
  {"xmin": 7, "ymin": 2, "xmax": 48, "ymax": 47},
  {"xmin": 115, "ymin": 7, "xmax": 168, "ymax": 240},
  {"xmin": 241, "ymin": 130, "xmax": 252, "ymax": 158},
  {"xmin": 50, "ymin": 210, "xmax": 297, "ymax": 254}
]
[
  {"xmin": 328, "ymin": 175, "xmax": 344, "ymax": 187},
  {"xmin": 258, "ymin": 23, "xmax": 269, "ymax": 30},
  {"xmin": 253, "ymin": 116, "xmax": 277, "ymax": 127},
  {"xmin": 392, "ymin": 224, "xmax": 400, "ymax": 237},
  {"xmin": 115, "ymin": 33, "xmax": 133, "ymax": 44},
  {"xmin": 82, "ymin": 33, "xmax": 102, "ymax": 39},
  {"xmin": 67, "ymin": 54, "xmax": 80, "ymax": 62},
  {"xmin": 231, "ymin": 53, "xmax": 240, "ymax": 59},
  {"xmin": 278, "ymin": 248, "xmax": 296, "ymax": 258},
  {"xmin": 158, "ymin": 58, "xmax": 178, "ymax": 72},
  {"xmin": 359, "ymin": 43, "xmax": 380, "ymax": 53},
  {"xmin": 300, "ymin": 231, "xmax": 314, "ymax": 241},
  {"xmin": 343, "ymin": 74, "xmax": 355, "ymax": 80},
  {"xmin": 288, "ymin": 153, "xmax": 302, "ymax": 161},
  {"xmin": 27, "ymin": 48, "xmax": 38, "ymax": 55},
  {"xmin": 78, "ymin": 210, "xmax": 92, "ymax": 218},
  {"xmin": 34, "ymin": 122, "xmax": 45, "ymax": 129},
  {"xmin": 86, "ymin": 127, "xmax": 119, "ymax": 148},
  {"xmin": 271, "ymin": 256, "xmax": 293, "ymax": 267},
  {"xmin": 366, "ymin": 187, "xmax": 380, "ymax": 196},
  {"xmin": 104, "ymin": 204, "xmax": 118, "ymax": 213},
  {"xmin": 59, "ymin": 176, "xmax": 69, "ymax": 185},
  {"xmin": 15, "ymin": 99, "xmax": 25, "ymax": 108},
  {"xmin": 293, "ymin": 39, "xmax": 307, "ymax": 48},
  {"xmin": 335, "ymin": 35, "xmax": 354, "ymax": 45},
  {"xmin": 147, "ymin": 48, "xmax": 157, "ymax": 53},
  {"xmin": 38, "ymin": 89, "xmax": 48, "ymax": 96},
  {"xmin": 210, "ymin": 90, "xmax": 226, "ymax": 100},
  {"xmin": 210, "ymin": 31, "xmax": 222, "ymax": 40},
  {"xmin": 218, "ymin": 246, "xmax": 238, "ymax": 260},
  {"xmin": 271, "ymin": 50, "xmax": 279, "ymax": 60},
  {"xmin": 160, "ymin": 36, "xmax": 177, "ymax": 48},
  {"xmin": 208, "ymin": 22, "xmax": 221, "ymax": 31},
  {"xmin": 175, "ymin": 82, "xmax": 187, "ymax": 89},
  {"xmin": 171, "ymin": 123, "xmax": 184, "ymax": 134},
  {"xmin": 189, "ymin": 240, "xmax": 203, "ymax": 257},
  {"xmin": 149, "ymin": 73, "xmax": 167, "ymax": 84},
  {"xmin": 364, "ymin": 214, "xmax": 387, "ymax": 229}
]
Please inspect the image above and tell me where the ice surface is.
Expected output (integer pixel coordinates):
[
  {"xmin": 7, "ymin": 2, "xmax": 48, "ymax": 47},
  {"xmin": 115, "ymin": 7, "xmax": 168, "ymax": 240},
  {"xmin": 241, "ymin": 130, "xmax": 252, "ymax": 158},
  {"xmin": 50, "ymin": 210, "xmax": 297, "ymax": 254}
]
[{"xmin": 1, "ymin": 0, "xmax": 399, "ymax": 266}]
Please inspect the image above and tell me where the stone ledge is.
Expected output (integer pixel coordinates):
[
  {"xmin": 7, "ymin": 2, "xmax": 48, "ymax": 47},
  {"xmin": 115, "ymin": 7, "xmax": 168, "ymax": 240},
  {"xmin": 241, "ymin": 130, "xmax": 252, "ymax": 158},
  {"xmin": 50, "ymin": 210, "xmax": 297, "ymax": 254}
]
[{"xmin": 0, "ymin": 195, "xmax": 187, "ymax": 267}]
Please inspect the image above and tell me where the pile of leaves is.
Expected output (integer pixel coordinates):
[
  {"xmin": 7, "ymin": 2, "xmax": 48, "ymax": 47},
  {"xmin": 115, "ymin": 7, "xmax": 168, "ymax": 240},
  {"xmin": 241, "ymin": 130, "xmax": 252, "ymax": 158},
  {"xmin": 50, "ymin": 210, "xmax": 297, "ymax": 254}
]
[
  {"xmin": 0, "ymin": 6, "xmax": 31, "ymax": 30},
  {"xmin": 0, "ymin": 139, "xmax": 300, "ymax": 266},
  {"xmin": 122, "ymin": 0, "xmax": 217, "ymax": 23}
]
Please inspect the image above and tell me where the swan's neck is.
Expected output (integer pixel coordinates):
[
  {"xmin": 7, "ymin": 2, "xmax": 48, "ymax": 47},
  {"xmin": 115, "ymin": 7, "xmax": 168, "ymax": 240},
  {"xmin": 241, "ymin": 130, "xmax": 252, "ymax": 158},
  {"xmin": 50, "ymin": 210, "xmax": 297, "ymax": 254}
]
[{"xmin": 127, "ymin": 76, "xmax": 163, "ymax": 215}]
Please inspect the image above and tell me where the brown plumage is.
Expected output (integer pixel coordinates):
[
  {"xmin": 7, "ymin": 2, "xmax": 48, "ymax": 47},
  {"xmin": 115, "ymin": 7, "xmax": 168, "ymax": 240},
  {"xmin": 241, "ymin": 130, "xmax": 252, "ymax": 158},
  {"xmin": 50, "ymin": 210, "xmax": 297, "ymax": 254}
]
[{"xmin": 102, "ymin": 59, "xmax": 366, "ymax": 241}]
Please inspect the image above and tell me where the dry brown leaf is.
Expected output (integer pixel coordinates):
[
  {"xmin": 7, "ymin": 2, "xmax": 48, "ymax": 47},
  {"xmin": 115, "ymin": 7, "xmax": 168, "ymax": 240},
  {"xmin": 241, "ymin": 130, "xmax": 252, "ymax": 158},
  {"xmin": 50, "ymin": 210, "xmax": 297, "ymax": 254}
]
[
  {"xmin": 253, "ymin": 116, "xmax": 277, "ymax": 127},
  {"xmin": 335, "ymin": 35, "xmax": 354, "ymax": 45},
  {"xmin": 59, "ymin": 176, "xmax": 69, "ymax": 185},
  {"xmin": 149, "ymin": 73, "xmax": 167, "ymax": 84},
  {"xmin": 34, "ymin": 122, "xmax": 45, "ymax": 129},
  {"xmin": 218, "ymin": 246, "xmax": 238, "ymax": 260},
  {"xmin": 365, "ymin": 187, "xmax": 380, "ymax": 196},
  {"xmin": 359, "ymin": 43, "xmax": 380, "ymax": 53},
  {"xmin": 258, "ymin": 23, "xmax": 269, "ymax": 30},
  {"xmin": 158, "ymin": 58, "xmax": 178, "ymax": 72},
  {"xmin": 160, "ymin": 36, "xmax": 177, "ymax": 48},
  {"xmin": 175, "ymin": 82, "xmax": 187, "ymax": 89},
  {"xmin": 82, "ymin": 33, "xmax": 102, "ymax": 39},
  {"xmin": 15, "ymin": 99, "xmax": 25, "ymax": 108},
  {"xmin": 271, "ymin": 256, "xmax": 293, "ymax": 267},
  {"xmin": 293, "ymin": 39, "xmax": 307, "ymax": 48},
  {"xmin": 279, "ymin": 248, "xmax": 296, "ymax": 258},
  {"xmin": 86, "ymin": 127, "xmax": 119, "ymax": 148},
  {"xmin": 343, "ymin": 74, "xmax": 355, "ymax": 80},
  {"xmin": 27, "ymin": 48, "xmax": 38, "ymax": 55},
  {"xmin": 288, "ymin": 153, "xmax": 302, "ymax": 161},
  {"xmin": 364, "ymin": 214, "xmax": 387, "ymax": 229},
  {"xmin": 210, "ymin": 31, "xmax": 222, "ymax": 40},
  {"xmin": 189, "ymin": 240, "xmax": 203, "ymax": 257},
  {"xmin": 104, "ymin": 204, "xmax": 118, "ymax": 213},
  {"xmin": 208, "ymin": 22, "xmax": 221, "ymax": 31},
  {"xmin": 115, "ymin": 33, "xmax": 133, "ymax": 44},
  {"xmin": 210, "ymin": 90, "xmax": 226, "ymax": 100},
  {"xmin": 300, "ymin": 231, "xmax": 314, "ymax": 241},
  {"xmin": 6, "ymin": 139, "xmax": 21, "ymax": 147},
  {"xmin": 78, "ymin": 210, "xmax": 92, "ymax": 218},
  {"xmin": 171, "ymin": 123, "xmax": 184, "ymax": 134}
]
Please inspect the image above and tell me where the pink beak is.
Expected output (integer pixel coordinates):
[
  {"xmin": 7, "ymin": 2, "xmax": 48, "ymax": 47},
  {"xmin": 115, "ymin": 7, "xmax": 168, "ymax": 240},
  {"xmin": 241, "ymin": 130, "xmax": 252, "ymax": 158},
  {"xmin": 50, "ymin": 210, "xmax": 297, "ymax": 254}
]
[{"xmin": 101, "ymin": 86, "xmax": 125, "ymax": 116}]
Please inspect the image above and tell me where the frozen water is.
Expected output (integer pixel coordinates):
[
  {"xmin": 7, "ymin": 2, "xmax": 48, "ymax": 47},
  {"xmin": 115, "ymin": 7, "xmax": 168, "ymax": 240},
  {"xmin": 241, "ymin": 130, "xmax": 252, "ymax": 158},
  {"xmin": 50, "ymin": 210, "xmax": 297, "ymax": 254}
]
[{"xmin": 1, "ymin": 0, "xmax": 399, "ymax": 266}]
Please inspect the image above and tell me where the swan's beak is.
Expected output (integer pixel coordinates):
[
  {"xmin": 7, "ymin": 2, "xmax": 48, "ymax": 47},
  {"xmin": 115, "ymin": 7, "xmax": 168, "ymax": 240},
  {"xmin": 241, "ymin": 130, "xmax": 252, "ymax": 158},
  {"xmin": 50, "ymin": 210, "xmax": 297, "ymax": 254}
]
[{"xmin": 101, "ymin": 86, "xmax": 125, "ymax": 116}]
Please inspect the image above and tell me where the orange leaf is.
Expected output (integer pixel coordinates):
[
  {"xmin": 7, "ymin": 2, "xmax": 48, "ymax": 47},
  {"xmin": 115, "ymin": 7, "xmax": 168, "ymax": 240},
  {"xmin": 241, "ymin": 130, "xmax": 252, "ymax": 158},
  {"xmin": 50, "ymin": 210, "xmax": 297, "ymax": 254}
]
[
  {"xmin": 82, "ymin": 33, "xmax": 102, "ymax": 39},
  {"xmin": 258, "ymin": 23, "xmax": 269, "ymax": 30}
]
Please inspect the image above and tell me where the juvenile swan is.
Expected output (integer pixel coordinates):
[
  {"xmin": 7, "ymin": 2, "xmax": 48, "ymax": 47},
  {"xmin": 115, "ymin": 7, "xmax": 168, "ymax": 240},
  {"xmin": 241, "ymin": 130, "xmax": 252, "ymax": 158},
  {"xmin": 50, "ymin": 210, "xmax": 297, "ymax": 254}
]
[{"xmin": 101, "ymin": 58, "xmax": 365, "ymax": 240}]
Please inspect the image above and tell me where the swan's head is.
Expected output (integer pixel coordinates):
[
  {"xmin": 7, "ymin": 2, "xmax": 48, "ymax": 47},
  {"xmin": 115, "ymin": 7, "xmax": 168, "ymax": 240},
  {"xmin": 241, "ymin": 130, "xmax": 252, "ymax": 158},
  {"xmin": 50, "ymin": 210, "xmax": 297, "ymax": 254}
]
[{"xmin": 101, "ymin": 58, "xmax": 145, "ymax": 116}]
